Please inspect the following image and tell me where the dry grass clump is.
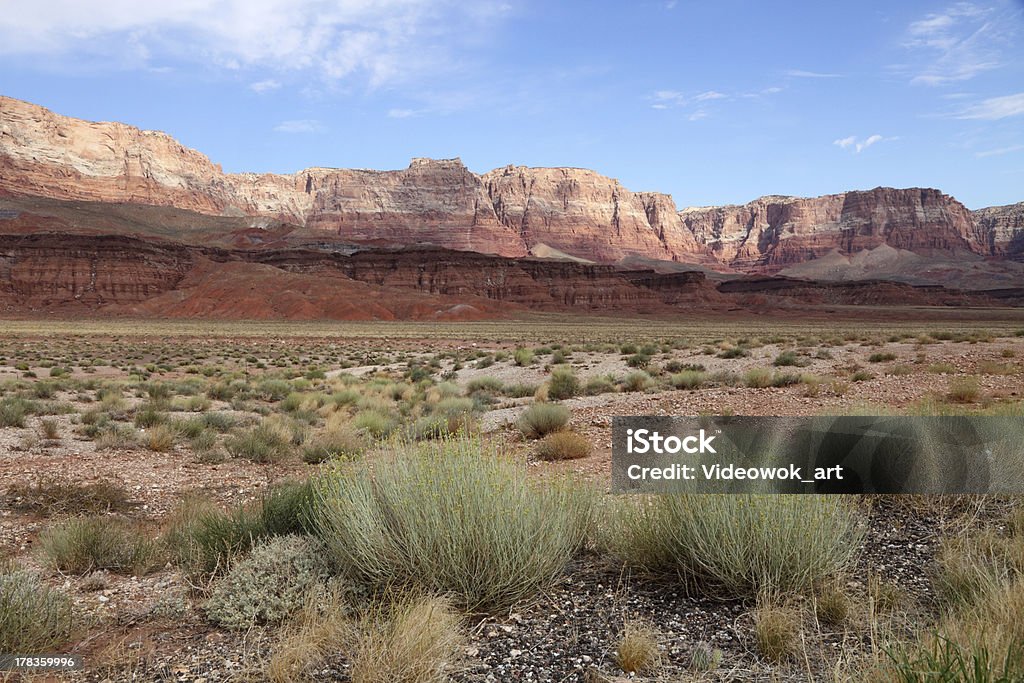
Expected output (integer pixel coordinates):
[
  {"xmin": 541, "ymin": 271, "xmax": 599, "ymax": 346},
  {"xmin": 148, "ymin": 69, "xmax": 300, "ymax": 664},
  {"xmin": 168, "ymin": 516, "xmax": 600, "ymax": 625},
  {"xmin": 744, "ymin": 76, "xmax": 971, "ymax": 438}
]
[
  {"xmin": 670, "ymin": 370, "xmax": 705, "ymax": 390},
  {"xmin": 0, "ymin": 559, "xmax": 74, "ymax": 652},
  {"xmin": 350, "ymin": 595, "xmax": 465, "ymax": 683},
  {"xmin": 266, "ymin": 587, "xmax": 352, "ymax": 683},
  {"xmin": 38, "ymin": 516, "xmax": 160, "ymax": 575},
  {"xmin": 947, "ymin": 377, "xmax": 981, "ymax": 404},
  {"xmin": 145, "ymin": 423, "xmax": 176, "ymax": 451},
  {"xmin": 615, "ymin": 620, "xmax": 661, "ymax": 674},
  {"xmin": 534, "ymin": 431, "xmax": 591, "ymax": 461},
  {"xmin": 5, "ymin": 477, "xmax": 134, "ymax": 516},
  {"xmin": 753, "ymin": 601, "xmax": 801, "ymax": 663},
  {"xmin": 605, "ymin": 495, "xmax": 865, "ymax": 598},
  {"xmin": 517, "ymin": 402, "xmax": 570, "ymax": 439},
  {"xmin": 225, "ymin": 420, "xmax": 293, "ymax": 462},
  {"xmin": 547, "ymin": 367, "xmax": 579, "ymax": 400},
  {"xmin": 315, "ymin": 438, "xmax": 593, "ymax": 612},
  {"xmin": 302, "ymin": 422, "xmax": 365, "ymax": 463}
]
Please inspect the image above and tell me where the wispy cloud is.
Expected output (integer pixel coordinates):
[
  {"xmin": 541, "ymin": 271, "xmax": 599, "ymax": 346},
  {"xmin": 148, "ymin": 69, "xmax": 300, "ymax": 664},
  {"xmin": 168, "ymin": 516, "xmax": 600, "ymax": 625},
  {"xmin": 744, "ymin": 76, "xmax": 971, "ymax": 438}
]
[
  {"xmin": 694, "ymin": 90, "xmax": 726, "ymax": 102},
  {"xmin": 650, "ymin": 90, "xmax": 686, "ymax": 109},
  {"xmin": 955, "ymin": 92, "xmax": 1024, "ymax": 120},
  {"xmin": 249, "ymin": 79, "xmax": 281, "ymax": 93},
  {"xmin": 834, "ymin": 134, "xmax": 893, "ymax": 153},
  {"xmin": 273, "ymin": 119, "xmax": 325, "ymax": 133},
  {"xmin": 0, "ymin": 1, "xmax": 512, "ymax": 90},
  {"xmin": 688, "ymin": 110, "xmax": 709, "ymax": 121},
  {"xmin": 901, "ymin": 3, "xmax": 1014, "ymax": 85},
  {"xmin": 387, "ymin": 108, "xmax": 423, "ymax": 119},
  {"xmin": 975, "ymin": 143, "xmax": 1024, "ymax": 158},
  {"xmin": 785, "ymin": 69, "xmax": 842, "ymax": 78}
]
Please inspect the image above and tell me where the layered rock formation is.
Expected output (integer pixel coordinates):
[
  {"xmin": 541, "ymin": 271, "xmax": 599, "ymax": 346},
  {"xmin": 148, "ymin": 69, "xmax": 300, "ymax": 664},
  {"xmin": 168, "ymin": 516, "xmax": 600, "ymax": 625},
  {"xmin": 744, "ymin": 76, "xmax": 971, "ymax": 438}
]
[
  {"xmin": 679, "ymin": 188, "xmax": 984, "ymax": 271},
  {"xmin": 973, "ymin": 202, "xmax": 1024, "ymax": 258},
  {"xmin": 0, "ymin": 95, "xmax": 1020, "ymax": 283}
]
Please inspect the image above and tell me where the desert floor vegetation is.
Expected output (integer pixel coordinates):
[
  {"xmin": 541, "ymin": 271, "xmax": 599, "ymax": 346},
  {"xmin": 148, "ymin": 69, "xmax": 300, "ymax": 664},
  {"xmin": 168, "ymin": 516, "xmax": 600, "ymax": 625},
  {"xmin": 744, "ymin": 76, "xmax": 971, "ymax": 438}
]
[{"xmin": 1, "ymin": 317, "xmax": 1023, "ymax": 679}]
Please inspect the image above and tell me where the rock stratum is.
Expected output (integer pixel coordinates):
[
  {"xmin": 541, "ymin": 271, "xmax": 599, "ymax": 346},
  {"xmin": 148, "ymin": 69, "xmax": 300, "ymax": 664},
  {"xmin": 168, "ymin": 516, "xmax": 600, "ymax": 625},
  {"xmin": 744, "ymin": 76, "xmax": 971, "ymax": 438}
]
[{"xmin": 0, "ymin": 95, "xmax": 1021, "ymax": 319}]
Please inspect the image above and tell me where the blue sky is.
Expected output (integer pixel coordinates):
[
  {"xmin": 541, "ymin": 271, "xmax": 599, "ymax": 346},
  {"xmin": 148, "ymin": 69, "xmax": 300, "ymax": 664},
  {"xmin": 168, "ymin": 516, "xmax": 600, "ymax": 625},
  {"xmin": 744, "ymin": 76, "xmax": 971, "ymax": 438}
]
[{"xmin": 1, "ymin": 1, "xmax": 1022, "ymax": 209}]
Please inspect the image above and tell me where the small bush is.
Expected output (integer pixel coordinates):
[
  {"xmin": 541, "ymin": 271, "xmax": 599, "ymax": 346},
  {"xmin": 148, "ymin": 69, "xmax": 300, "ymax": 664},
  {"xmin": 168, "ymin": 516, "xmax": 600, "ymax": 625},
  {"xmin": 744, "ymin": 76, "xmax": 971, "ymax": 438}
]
[
  {"xmin": 948, "ymin": 377, "xmax": 981, "ymax": 403},
  {"xmin": 754, "ymin": 603, "xmax": 800, "ymax": 663},
  {"xmin": 205, "ymin": 535, "xmax": 328, "ymax": 630},
  {"xmin": 145, "ymin": 423, "xmax": 176, "ymax": 452},
  {"xmin": 513, "ymin": 348, "xmax": 534, "ymax": 367},
  {"xmin": 353, "ymin": 410, "xmax": 398, "ymax": 439},
  {"xmin": 606, "ymin": 495, "xmax": 864, "ymax": 598},
  {"xmin": 670, "ymin": 370, "xmax": 705, "ymax": 390},
  {"xmin": 615, "ymin": 620, "xmax": 661, "ymax": 674},
  {"xmin": 350, "ymin": 596, "xmax": 465, "ymax": 683},
  {"xmin": 626, "ymin": 353, "xmax": 651, "ymax": 368},
  {"xmin": 869, "ymin": 352, "xmax": 898, "ymax": 363},
  {"xmin": 743, "ymin": 368, "xmax": 773, "ymax": 388},
  {"xmin": 94, "ymin": 423, "xmax": 139, "ymax": 450},
  {"xmin": 0, "ymin": 397, "xmax": 32, "ymax": 428},
  {"xmin": 717, "ymin": 347, "xmax": 749, "ymax": 359},
  {"xmin": 547, "ymin": 367, "xmax": 579, "ymax": 400},
  {"xmin": 38, "ymin": 516, "xmax": 159, "ymax": 575},
  {"xmin": 316, "ymin": 438, "xmax": 593, "ymax": 612},
  {"xmin": 225, "ymin": 421, "xmax": 293, "ymax": 462},
  {"xmin": 773, "ymin": 351, "xmax": 804, "ymax": 367},
  {"xmin": 584, "ymin": 376, "xmax": 617, "ymax": 395},
  {"xmin": 5, "ymin": 478, "xmax": 134, "ymax": 516},
  {"xmin": 517, "ymin": 402, "xmax": 570, "ymax": 439},
  {"xmin": 163, "ymin": 497, "xmax": 263, "ymax": 577},
  {"xmin": 535, "ymin": 431, "xmax": 591, "ymax": 461},
  {"xmin": 302, "ymin": 425, "xmax": 365, "ymax": 464},
  {"xmin": 851, "ymin": 370, "xmax": 874, "ymax": 382},
  {"xmin": 0, "ymin": 561, "xmax": 74, "ymax": 652},
  {"xmin": 622, "ymin": 370, "xmax": 654, "ymax": 392}
]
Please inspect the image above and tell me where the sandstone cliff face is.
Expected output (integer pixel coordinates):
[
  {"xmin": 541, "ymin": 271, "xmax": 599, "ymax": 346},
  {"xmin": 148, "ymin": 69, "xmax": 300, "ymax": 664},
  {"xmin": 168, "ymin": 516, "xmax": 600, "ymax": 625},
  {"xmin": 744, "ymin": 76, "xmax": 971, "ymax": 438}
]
[
  {"xmin": 0, "ymin": 96, "xmax": 1019, "ymax": 273},
  {"xmin": 680, "ymin": 188, "xmax": 983, "ymax": 271},
  {"xmin": 973, "ymin": 202, "xmax": 1024, "ymax": 258}
]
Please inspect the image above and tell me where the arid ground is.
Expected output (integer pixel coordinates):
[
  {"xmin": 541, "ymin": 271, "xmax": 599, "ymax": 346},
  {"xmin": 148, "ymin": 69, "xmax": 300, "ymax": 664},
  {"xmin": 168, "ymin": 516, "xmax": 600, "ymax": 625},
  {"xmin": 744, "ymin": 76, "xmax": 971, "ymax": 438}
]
[{"xmin": 2, "ymin": 312, "xmax": 1024, "ymax": 682}]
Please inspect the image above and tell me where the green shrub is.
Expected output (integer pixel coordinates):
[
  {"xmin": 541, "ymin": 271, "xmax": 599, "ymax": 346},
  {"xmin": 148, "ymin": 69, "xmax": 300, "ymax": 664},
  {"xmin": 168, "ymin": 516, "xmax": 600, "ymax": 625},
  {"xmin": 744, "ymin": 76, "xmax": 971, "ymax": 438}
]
[
  {"xmin": 584, "ymin": 376, "xmax": 617, "ymax": 395},
  {"xmin": 38, "ymin": 517, "xmax": 160, "ymax": 575},
  {"xmin": 94, "ymin": 423, "xmax": 139, "ymax": 450},
  {"xmin": 518, "ymin": 402, "xmax": 571, "ymax": 439},
  {"xmin": 205, "ymin": 535, "xmax": 328, "ymax": 630},
  {"xmin": 670, "ymin": 370, "xmax": 705, "ymax": 390},
  {"xmin": 772, "ymin": 351, "xmax": 803, "ymax": 367},
  {"xmin": 163, "ymin": 497, "xmax": 263, "ymax": 577},
  {"xmin": 948, "ymin": 377, "xmax": 981, "ymax": 404},
  {"xmin": 606, "ymin": 495, "xmax": 865, "ymax": 598},
  {"xmin": 548, "ymin": 367, "xmax": 579, "ymax": 400},
  {"xmin": 513, "ymin": 348, "xmax": 535, "ymax": 367},
  {"xmin": 626, "ymin": 353, "xmax": 651, "ymax": 369},
  {"xmin": 0, "ymin": 561, "xmax": 74, "ymax": 652},
  {"xmin": 622, "ymin": 371, "xmax": 654, "ymax": 393},
  {"xmin": 466, "ymin": 376, "xmax": 503, "ymax": 396},
  {"xmin": 315, "ymin": 438, "xmax": 593, "ymax": 612},
  {"xmin": 717, "ymin": 347, "xmax": 749, "ymax": 359},
  {"xmin": 885, "ymin": 636, "xmax": 1024, "ymax": 683},
  {"xmin": 353, "ymin": 410, "xmax": 398, "ymax": 439},
  {"xmin": 869, "ymin": 352, "xmax": 898, "ymax": 363},
  {"xmin": 502, "ymin": 383, "xmax": 539, "ymax": 398},
  {"xmin": 302, "ymin": 426, "xmax": 365, "ymax": 463},
  {"xmin": 0, "ymin": 397, "xmax": 33, "ymax": 428},
  {"xmin": 743, "ymin": 368, "xmax": 773, "ymax": 388},
  {"xmin": 535, "ymin": 431, "xmax": 591, "ymax": 461},
  {"xmin": 225, "ymin": 421, "xmax": 293, "ymax": 462}
]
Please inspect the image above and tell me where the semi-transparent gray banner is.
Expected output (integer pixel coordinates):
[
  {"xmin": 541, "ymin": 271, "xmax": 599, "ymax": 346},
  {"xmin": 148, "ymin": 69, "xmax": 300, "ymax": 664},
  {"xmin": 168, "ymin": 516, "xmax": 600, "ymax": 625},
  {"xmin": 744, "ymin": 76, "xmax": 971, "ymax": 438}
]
[{"xmin": 612, "ymin": 416, "xmax": 1024, "ymax": 494}]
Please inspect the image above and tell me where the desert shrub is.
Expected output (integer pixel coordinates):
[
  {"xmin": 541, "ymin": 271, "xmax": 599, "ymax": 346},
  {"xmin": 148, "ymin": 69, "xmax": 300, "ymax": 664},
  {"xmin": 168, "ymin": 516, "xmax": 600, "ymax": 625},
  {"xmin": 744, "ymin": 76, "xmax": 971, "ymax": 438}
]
[
  {"xmin": 38, "ymin": 516, "xmax": 160, "ymax": 575},
  {"xmin": 0, "ymin": 560, "xmax": 74, "ymax": 652},
  {"xmin": 547, "ymin": 367, "xmax": 579, "ymax": 400},
  {"xmin": 615, "ymin": 620, "xmax": 661, "ymax": 674},
  {"xmin": 535, "ymin": 431, "xmax": 591, "ymax": 461},
  {"xmin": 353, "ymin": 410, "xmax": 398, "ymax": 439},
  {"xmin": 770, "ymin": 372, "xmax": 801, "ymax": 388},
  {"xmin": 606, "ymin": 495, "xmax": 865, "ymax": 598},
  {"xmin": 851, "ymin": 370, "xmax": 874, "ymax": 382},
  {"xmin": 743, "ymin": 368, "xmax": 773, "ymax": 388},
  {"xmin": 225, "ymin": 421, "xmax": 293, "ymax": 462},
  {"xmin": 513, "ymin": 348, "xmax": 534, "ymax": 367},
  {"xmin": 163, "ymin": 497, "xmax": 263, "ymax": 577},
  {"xmin": 350, "ymin": 595, "xmax": 465, "ymax": 683},
  {"xmin": 621, "ymin": 370, "xmax": 653, "ymax": 392},
  {"xmin": 145, "ymin": 423, "xmax": 176, "ymax": 452},
  {"xmin": 205, "ymin": 535, "xmax": 328, "ymax": 630},
  {"xmin": 584, "ymin": 376, "xmax": 617, "ymax": 395},
  {"xmin": 948, "ymin": 377, "xmax": 981, "ymax": 404},
  {"xmin": 502, "ymin": 383, "xmax": 538, "ymax": 398},
  {"xmin": 670, "ymin": 370, "xmax": 705, "ymax": 390},
  {"xmin": 928, "ymin": 362, "xmax": 957, "ymax": 374},
  {"xmin": 717, "ymin": 347, "xmax": 749, "ymax": 359},
  {"xmin": 465, "ymin": 376, "xmax": 503, "ymax": 396},
  {"xmin": 257, "ymin": 379, "xmax": 293, "ymax": 402},
  {"xmin": 202, "ymin": 411, "xmax": 237, "ymax": 432},
  {"xmin": 133, "ymin": 404, "xmax": 165, "ymax": 428},
  {"xmin": 773, "ymin": 351, "xmax": 803, "ymax": 367},
  {"xmin": 315, "ymin": 438, "xmax": 593, "ymax": 612},
  {"xmin": 869, "ymin": 352, "xmax": 898, "ymax": 363},
  {"xmin": 754, "ymin": 603, "xmax": 800, "ymax": 663},
  {"xmin": 94, "ymin": 423, "xmax": 139, "ymax": 450},
  {"xmin": 303, "ymin": 425, "xmax": 365, "ymax": 463},
  {"xmin": 518, "ymin": 402, "xmax": 570, "ymax": 439},
  {"xmin": 5, "ymin": 478, "xmax": 134, "ymax": 516},
  {"xmin": 0, "ymin": 397, "xmax": 33, "ymax": 427}
]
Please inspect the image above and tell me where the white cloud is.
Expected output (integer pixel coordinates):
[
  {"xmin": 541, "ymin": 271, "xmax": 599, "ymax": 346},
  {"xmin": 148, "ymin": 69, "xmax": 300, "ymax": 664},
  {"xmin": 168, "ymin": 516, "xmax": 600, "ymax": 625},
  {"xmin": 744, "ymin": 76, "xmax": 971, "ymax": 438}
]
[
  {"xmin": 0, "ymin": 1, "xmax": 509, "ymax": 89},
  {"xmin": 249, "ymin": 79, "xmax": 281, "ymax": 93},
  {"xmin": 785, "ymin": 69, "xmax": 842, "ymax": 78},
  {"xmin": 273, "ymin": 119, "xmax": 325, "ymax": 133},
  {"xmin": 834, "ymin": 134, "xmax": 893, "ymax": 153},
  {"xmin": 975, "ymin": 144, "xmax": 1024, "ymax": 158},
  {"xmin": 651, "ymin": 90, "xmax": 686, "ymax": 108},
  {"xmin": 694, "ymin": 90, "xmax": 726, "ymax": 102},
  {"xmin": 688, "ymin": 110, "xmax": 708, "ymax": 121},
  {"xmin": 956, "ymin": 92, "xmax": 1024, "ymax": 120},
  {"xmin": 902, "ymin": 3, "xmax": 1013, "ymax": 85},
  {"xmin": 387, "ymin": 108, "xmax": 422, "ymax": 118}
]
